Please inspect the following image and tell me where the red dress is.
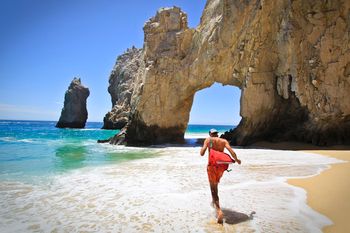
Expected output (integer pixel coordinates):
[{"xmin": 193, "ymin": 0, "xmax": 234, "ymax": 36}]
[
  {"xmin": 207, "ymin": 139, "xmax": 234, "ymax": 184},
  {"xmin": 207, "ymin": 164, "xmax": 227, "ymax": 184}
]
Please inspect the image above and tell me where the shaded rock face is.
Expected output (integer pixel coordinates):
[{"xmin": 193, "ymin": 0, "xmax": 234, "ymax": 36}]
[
  {"xmin": 56, "ymin": 78, "xmax": 90, "ymax": 128},
  {"xmin": 103, "ymin": 47, "xmax": 143, "ymax": 129},
  {"xmin": 107, "ymin": 1, "xmax": 350, "ymax": 146}
]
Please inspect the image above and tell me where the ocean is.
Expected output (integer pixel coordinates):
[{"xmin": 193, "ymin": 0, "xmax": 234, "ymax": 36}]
[
  {"xmin": 0, "ymin": 120, "xmax": 233, "ymax": 181},
  {"xmin": 0, "ymin": 120, "xmax": 342, "ymax": 232}
]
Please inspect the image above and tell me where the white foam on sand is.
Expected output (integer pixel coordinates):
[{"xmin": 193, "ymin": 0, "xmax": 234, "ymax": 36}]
[{"xmin": 0, "ymin": 147, "xmax": 343, "ymax": 233}]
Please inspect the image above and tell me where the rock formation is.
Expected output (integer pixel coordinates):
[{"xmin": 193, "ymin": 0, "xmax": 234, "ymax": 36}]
[
  {"xmin": 103, "ymin": 47, "xmax": 143, "ymax": 129},
  {"xmin": 56, "ymin": 78, "xmax": 90, "ymax": 128},
  {"xmin": 105, "ymin": 1, "xmax": 350, "ymax": 146}
]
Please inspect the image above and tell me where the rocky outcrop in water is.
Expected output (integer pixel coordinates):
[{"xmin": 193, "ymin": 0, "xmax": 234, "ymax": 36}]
[
  {"xmin": 105, "ymin": 1, "xmax": 350, "ymax": 146},
  {"xmin": 56, "ymin": 78, "xmax": 89, "ymax": 128},
  {"xmin": 103, "ymin": 47, "xmax": 143, "ymax": 129}
]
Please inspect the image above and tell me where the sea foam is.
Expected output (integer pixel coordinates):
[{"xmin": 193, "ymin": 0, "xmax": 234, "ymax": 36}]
[{"xmin": 0, "ymin": 147, "xmax": 342, "ymax": 232}]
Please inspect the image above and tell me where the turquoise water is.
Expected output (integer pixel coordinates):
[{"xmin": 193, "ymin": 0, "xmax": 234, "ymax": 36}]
[
  {"xmin": 0, "ymin": 120, "xmax": 234, "ymax": 181},
  {"xmin": 0, "ymin": 121, "xmax": 338, "ymax": 232},
  {"xmin": 186, "ymin": 124, "xmax": 234, "ymax": 135}
]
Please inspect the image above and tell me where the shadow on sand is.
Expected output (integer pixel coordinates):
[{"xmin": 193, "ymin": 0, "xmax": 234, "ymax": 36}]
[{"xmin": 222, "ymin": 208, "xmax": 255, "ymax": 225}]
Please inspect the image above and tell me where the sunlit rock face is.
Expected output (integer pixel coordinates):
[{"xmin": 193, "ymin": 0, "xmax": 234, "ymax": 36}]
[
  {"xmin": 106, "ymin": 1, "xmax": 350, "ymax": 146},
  {"xmin": 56, "ymin": 78, "xmax": 89, "ymax": 129}
]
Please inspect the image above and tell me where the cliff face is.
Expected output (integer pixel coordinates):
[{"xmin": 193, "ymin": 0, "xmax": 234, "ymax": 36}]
[
  {"xmin": 125, "ymin": 7, "xmax": 195, "ymax": 144},
  {"xmin": 103, "ymin": 47, "xmax": 143, "ymax": 129},
  {"xmin": 107, "ymin": 1, "xmax": 350, "ymax": 146},
  {"xmin": 56, "ymin": 78, "xmax": 90, "ymax": 128}
]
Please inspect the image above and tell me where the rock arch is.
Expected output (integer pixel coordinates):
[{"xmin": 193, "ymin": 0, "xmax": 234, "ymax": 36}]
[{"xmin": 104, "ymin": 1, "xmax": 350, "ymax": 146}]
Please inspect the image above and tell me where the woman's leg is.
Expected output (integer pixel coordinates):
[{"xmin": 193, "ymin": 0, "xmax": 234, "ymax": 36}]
[
  {"xmin": 209, "ymin": 182, "xmax": 224, "ymax": 223},
  {"xmin": 210, "ymin": 182, "xmax": 219, "ymax": 209}
]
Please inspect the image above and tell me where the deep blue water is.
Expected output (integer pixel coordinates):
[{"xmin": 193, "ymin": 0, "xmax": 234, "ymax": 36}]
[{"xmin": 0, "ymin": 120, "xmax": 234, "ymax": 181}]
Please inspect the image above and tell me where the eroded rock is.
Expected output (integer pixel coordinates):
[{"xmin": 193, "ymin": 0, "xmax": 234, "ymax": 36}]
[
  {"xmin": 105, "ymin": 1, "xmax": 350, "ymax": 146},
  {"xmin": 56, "ymin": 78, "xmax": 89, "ymax": 128},
  {"xmin": 103, "ymin": 47, "xmax": 143, "ymax": 129}
]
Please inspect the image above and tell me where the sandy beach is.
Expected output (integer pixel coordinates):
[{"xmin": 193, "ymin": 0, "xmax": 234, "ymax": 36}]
[
  {"xmin": 288, "ymin": 150, "xmax": 350, "ymax": 233},
  {"xmin": 0, "ymin": 142, "xmax": 344, "ymax": 232},
  {"xmin": 1, "ymin": 130, "xmax": 349, "ymax": 232},
  {"xmin": 253, "ymin": 141, "xmax": 350, "ymax": 233}
]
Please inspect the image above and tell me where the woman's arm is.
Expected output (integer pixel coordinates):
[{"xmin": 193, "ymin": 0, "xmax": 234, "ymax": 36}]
[
  {"xmin": 200, "ymin": 138, "xmax": 209, "ymax": 156},
  {"xmin": 224, "ymin": 140, "xmax": 241, "ymax": 164}
]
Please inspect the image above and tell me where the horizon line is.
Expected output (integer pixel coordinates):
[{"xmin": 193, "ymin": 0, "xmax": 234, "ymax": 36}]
[{"xmin": 0, "ymin": 119, "xmax": 236, "ymax": 126}]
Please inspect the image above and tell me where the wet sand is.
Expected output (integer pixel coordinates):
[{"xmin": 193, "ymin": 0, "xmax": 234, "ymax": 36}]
[
  {"xmin": 288, "ymin": 150, "xmax": 350, "ymax": 233},
  {"xmin": 252, "ymin": 141, "xmax": 350, "ymax": 233}
]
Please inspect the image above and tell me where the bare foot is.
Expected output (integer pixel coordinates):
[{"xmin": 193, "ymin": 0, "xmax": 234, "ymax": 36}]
[{"xmin": 217, "ymin": 210, "xmax": 224, "ymax": 224}]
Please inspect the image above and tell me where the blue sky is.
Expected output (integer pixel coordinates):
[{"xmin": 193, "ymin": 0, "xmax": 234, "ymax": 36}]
[
  {"xmin": 190, "ymin": 83, "xmax": 240, "ymax": 125},
  {"xmin": 0, "ymin": 0, "xmax": 241, "ymax": 125}
]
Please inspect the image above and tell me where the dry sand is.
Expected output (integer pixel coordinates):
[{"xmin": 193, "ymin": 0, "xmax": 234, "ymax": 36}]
[
  {"xmin": 288, "ymin": 150, "xmax": 350, "ymax": 233},
  {"xmin": 252, "ymin": 141, "xmax": 350, "ymax": 233}
]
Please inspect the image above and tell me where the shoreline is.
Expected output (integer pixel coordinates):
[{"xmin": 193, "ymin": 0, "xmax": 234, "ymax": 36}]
[
  {"xmin": 1, "ymin": 144, "xmax": 337, "ymax": 232},
  {"xmin": 288, "ymin": 150, "xmax": 350, "ymax": 233},
  {"xmin": 251, "ymin": 141, "xmax": 350, "ymax": 233},
  {"xmin": 1, "ymin": 132, "xmax": 349, "ymax": 232}
]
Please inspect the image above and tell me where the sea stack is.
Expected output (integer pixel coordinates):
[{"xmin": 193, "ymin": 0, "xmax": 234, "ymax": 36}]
[{"xmin": 56, "ymin": 77, "xmax": 90, "ymax": 128}]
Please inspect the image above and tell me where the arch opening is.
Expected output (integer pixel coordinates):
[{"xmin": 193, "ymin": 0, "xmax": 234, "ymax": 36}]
[{"xmin": 185, "ymin": 82, "xmax": 241, "ymax": 141}]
